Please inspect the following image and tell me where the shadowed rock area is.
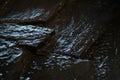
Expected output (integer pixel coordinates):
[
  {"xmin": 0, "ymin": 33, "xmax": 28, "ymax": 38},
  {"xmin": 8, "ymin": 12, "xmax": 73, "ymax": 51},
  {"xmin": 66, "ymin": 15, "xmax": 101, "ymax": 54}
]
[
  {"xmin": 0, "ymin": 0, "xmax": 120, "ymax": 80},
  {"xmin": 0, "ymin": 0, "xmax": 66, "ymax": 24},
  {"xmin": 48, "ymin": 0, "xmax": 116, "ymax": 57},
  {"xmin": 0, "ymin": 38, "xmax": 22, "ymax": 66}
]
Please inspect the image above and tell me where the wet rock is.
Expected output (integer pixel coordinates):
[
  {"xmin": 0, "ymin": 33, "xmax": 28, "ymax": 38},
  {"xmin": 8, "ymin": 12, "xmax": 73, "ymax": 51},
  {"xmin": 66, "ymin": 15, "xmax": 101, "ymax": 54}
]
[
  {"xmin": 0, "ymin": 0, "xmax": 65, "ymax": 24},
  {"xmin": 0, "ymin": 39, "xmax": 23, "ymax": 80},
  {"xmin": 0, "ymin": 38, "xmax": 23, "ymax": 66},
  {"xmin": 0, "ymin": 44, "xmax": 33, "ymax": 80},
  {"xmin": 0, "ymin": 47, "xmax": 23, "ymax": 80},
  {"xmin": 27, "ymin": 53, "xmax": 94, "ymax": 80},
  {"xmin": 0, "ymin": 38, "xmax": 16, "ymax": 49},
  {"xmin": 83, "ymin": 20, "xmax": 120, "ymax": 80},
  {"xmin": 0, "ymin": 24, "xmax": 54, "ymax": 47},
  {"xmin": 31, "ymin": 61, "xmax": 93, "ymax": 80},
  {"xmin": 0, "ymin": 47, "xmax": 22, "ymax": 64},
  {"xmin": 107, "ymin": 19, "xmax": 120, "ymax": 80},
  {"xmin": 0, "ymin": 0, "xmax": 13, "ymax": 17},
  {"xmin": 0, "ymin": 0, "xmax": 119, "ymax": 80},
  {"xmin": 55, "ymin": 17, "xmax": 102, "ymax": 57},
  {"xmin": 48, "ymin": 0, "xmax": 115, "ymax": 57},
  {"xmin": 0, "ymin": 37, "xmax": 37, "ymax": 80},
  {"xmin": 0, "ymin": 8, "xmax": 47, "ymax": 24},
  {"xmin": 0, "ymin": 23, "xmax": 54, "ymax": 79}
]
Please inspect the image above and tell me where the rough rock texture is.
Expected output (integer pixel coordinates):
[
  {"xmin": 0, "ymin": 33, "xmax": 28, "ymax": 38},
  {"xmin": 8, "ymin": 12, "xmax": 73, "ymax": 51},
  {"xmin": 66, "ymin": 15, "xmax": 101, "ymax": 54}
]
[
  {"xmin": 0, "ymin": 43, "xmax": 32, "ymax": 80},
  {"xmin": 0, "ymin": 38, "xmax": 24, "ymax": 80},
  {"xmin": 0, "ymin": 0, "xmax": 119, "ymax": 80},
  {"xmin": 0, "ymin": 24, "xmax": 54, "ymax": 47},
  {"xmin": 0, "ymin": 23, "xmax": 54, "ymax": 79},
  {"xmin": 15, "ymin": 52, "xmax": 93, "ymax": 80},
  {"xmin": 0, "ymin": 38, "xmax": 22, "ymax": 66},
  {"xmin": 54, "ymin": 17, "xmax": 102, "ymax": 57},
  {"xmin": 30, "ymin": 57, "xmax": 93, "ymax": 80},
  {"xmin": 0, "ymin": 0, "xmax": 66, "ymax": 24},
  {"xmin": 49, "ymin": 0, "xmax": 115, "ymax": 57}
]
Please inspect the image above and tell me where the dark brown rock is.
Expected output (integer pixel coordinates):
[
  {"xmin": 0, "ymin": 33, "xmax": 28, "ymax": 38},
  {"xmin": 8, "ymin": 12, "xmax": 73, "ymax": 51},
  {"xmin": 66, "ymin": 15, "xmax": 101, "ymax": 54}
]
[
  {"xmin": 0, "ymin": 0, "xmax": 66, "ymax": 24},
  {"xmin": 28, "ymin": 53, "xmax": 94, "ymax": 80},
  {"xmin": 0, "ymin": 41, "xmax": 33, "ymax": 80},
  {"xmin": 0, "ymin": 38, "xmax": 23, "ymax": 80},
  {"xmin": 48, "ymin": 0, "xmax": 116, "ymax": 57}
]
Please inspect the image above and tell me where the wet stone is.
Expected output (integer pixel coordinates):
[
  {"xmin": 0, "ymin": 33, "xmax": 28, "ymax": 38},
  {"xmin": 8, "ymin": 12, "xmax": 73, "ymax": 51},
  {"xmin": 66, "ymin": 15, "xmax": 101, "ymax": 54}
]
[
  {"xmin": 0, "ymin": 50, "xmax": 24, "ymax": 80},
  {"xmin": 0, "ymin": 38, "xmax": 33, "ymax": 80},
  {"xmin": 0, "ymin": 8, "xmax": 47, "ymax": 24},
  {"xmin": 84, "ymin": 22, "xmax": 117, "ymax": 80},
  {"xmin": 0, "ymin": 38, "xmax": 16, "ymax": 50},
  {"xmin": 0, "ymin": 24, "xmax": 54, "ymax": 47},
  {"xmin": 0, "ymin": 38, "xmax": 23, "ymax": 79},
  {"xmin": 28, "ymin": 53, "xmax": 94, "ymax": 80},
  {"xmin": 47, "ymin": 0, "xmax": 115, "ymax": 57},
  {"xmin": 54, "ymin": 17, "xmax": 103, "ymax": 57},
  {"xmin": 0, "ymin": 0, "xmax": 64, "ymax": 23},
  {"xmin": 0, "ymin": 38, "xmax": 23, "ymax": 66}
]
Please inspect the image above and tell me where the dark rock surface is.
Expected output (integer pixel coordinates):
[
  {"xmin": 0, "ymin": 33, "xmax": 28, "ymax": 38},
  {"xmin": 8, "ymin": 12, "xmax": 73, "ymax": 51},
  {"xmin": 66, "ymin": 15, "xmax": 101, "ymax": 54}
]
[
  {"xmin": 0, "ymin": 38, "xmax": 22, "ymax": 66},
  {"xmin": 0, "ymin": 24, "xmax": 54, "ymax": 47},
  {"xmin": 0, "ymin": 23, "xmax": 55, "ymax": 80},
  {"xmin": 0, "ymin": 38, "xmax": 24, "ymax": 80},
  {"xmin": 18, "ymin": 53, "xmax": 93, "ymax": 80},
  {"xmin": 0, "ymin": 0, "xmax": 66, "ymax": 24},
  {"xmin": 0, "ymin": 0, "xmax": 119, "ymax": 80},
  {"xmin": 49, "ymin": 0, "xmax": 115, "ymax": 57},
  {"xmin": 30, "ymin": 58, "xmax": 93, "ymax": 80},
  {"xmin": 54, "ymin": 17, "xmax": 105, "ymax": 57},
  {"xmin": 82, "ymin": 16, "xmax": 120, "ymax": 80},
  {"xmin": 0, "ymin": 45, "xmax": 33, "ymax": 80}
]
